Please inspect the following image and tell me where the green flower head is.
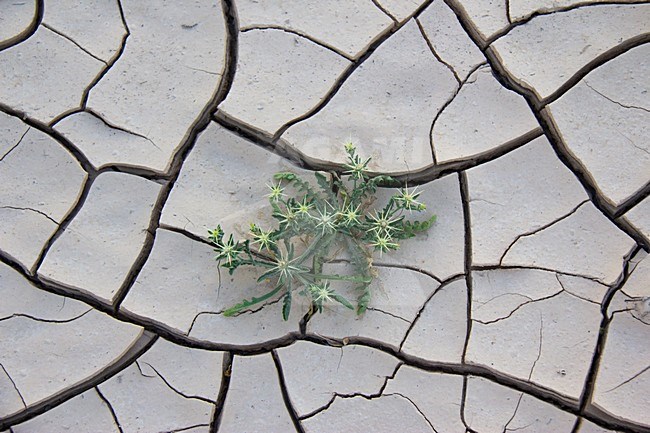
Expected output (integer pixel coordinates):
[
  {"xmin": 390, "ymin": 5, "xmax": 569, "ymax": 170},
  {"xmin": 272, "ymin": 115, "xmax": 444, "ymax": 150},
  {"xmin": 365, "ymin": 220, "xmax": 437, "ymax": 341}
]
[
  {"xmin": 313, "ymin": 205, "xmax": 338, "ymax": 235},
  {"xmin": 294, "ymin": 196, "xmax": 314, "ymax": 216},
  {"xmin": 394, "ymin": 185, "xmax": 426, "ymax": 212},
  {"xmin": 344, "ymin": 154, "xmax": 371, "ymax": 180},
  {"xmin": 370, "ymin": 232, "xmax": 399, "ymax": 256},
  {"xmin": 249, "ymin": 223, "xmax": 276, "ymax": 251},
  {"xmin": 367, "ymin": 209, "xmax": 403, "ymax": 235},
  {"xmin": 267, "ymin": 182, "xmax": 285, "ymax": 202},
  {"xmin": 207, "ymin": 226, "xmax": 224, "ymax": 244},
  {"xmin": 339, "ymin": 202, "xmax": 362, "ymax": 226},
  {"xmin": 309, "ymin": 282, "xmax": 335, "ymax": 304},
  {"xmin": 214, "ymin": 234, "xmax": 243, "ymax": 266}
]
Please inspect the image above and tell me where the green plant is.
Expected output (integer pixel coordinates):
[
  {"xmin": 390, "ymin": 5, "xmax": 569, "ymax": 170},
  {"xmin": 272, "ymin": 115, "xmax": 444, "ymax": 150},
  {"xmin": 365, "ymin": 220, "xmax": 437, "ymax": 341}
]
[{"xmin": 209, "ymin": 143, "xmax": 436, "ymax": 320}]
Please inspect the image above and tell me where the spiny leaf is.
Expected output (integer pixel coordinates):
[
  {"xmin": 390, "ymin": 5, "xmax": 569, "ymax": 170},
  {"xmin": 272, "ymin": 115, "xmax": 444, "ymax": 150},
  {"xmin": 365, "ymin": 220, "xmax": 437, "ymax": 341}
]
[
  {"xmin": 356, "ymin": 284, "xmax": 371, "ymax": 315},
  {"xmin": 331, "ymin": 292, "xmax": 354, "ymax": 310},
  {"xmin": 314, "ymin": 171, "xmax": 337, "ymax": 201},
  {"xmin": 282, "ymin": 290, "xmax": 292, "ymax": 321},
  {"xmin": 274, "ymin": 172, "xmax": 297, "ymax": 181},
  {"xmin": 222, "ymin": 284, "xmax": 283, "ymax": 317},
  {"xmin": 314, "ymin": 171, "xmax": 330, "ymax": 192},
  {"xmin": 399, "ymin": 214, "xmax": 437, "ymax": 238},
  {"xmin": 275, "ymin": 171, "xmax": 321, "ymax": 201}
]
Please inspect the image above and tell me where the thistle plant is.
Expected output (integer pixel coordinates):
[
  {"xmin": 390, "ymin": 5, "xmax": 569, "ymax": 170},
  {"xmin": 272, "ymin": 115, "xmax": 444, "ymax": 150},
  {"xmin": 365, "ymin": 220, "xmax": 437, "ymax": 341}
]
[{"xmin": 209, "ymin": 143, "xmax": 436, "ymax": 320}]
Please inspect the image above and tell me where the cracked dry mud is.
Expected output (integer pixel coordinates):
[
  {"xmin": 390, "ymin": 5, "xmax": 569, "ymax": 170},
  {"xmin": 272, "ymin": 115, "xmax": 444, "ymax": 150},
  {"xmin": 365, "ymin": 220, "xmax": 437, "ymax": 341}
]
[{"xmin": 0, "ymin": 1, "xmax": 648, "ymax": 432}]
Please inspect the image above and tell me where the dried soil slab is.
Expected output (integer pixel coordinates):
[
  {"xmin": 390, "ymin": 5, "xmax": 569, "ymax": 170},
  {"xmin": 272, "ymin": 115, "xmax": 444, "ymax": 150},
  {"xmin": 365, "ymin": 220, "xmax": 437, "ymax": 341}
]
[
  {"xmin": 401, "ymin": 278, "xmax": 468, "ymax": 362},
  {"xmin": 282, "ymin": 20, "xmax": 457, "ymax": 173},
  {"xmin": 137, "ymin": 338, "xmax": 223, "ymax": 402},
  {"xmin": 549, "ymin": 44, "xmax": 650, "ymax": 206},
  {"xmin": 466, "ymin": 135, "xmax": 587, "ymax": 266},
  {"xmin": 87, "ymin": 0, "xmax": 226, "ymax": 170},
  {"xmin": 472, "ymin": 268, "xmax": 561, "ymax": 323},
  {"xmin": 161, "ymin": 122, "xmax": 317, "ymax": 240},
  {"xmin": 432, "ymin": 65, "xmax": 538, "ymax": 162},
  {"xmin": 0, "ymin": 27, "xmax": 104, "ymax": 123},
  {"xmin": 0, "ymin": 306, "xmax": 142, "ymax": 413},
  {"xmin": 592, "ymin": 312, "xmax": 650, "ymax": 426},
  {"xmin": 623, "ymin": 252, "xmax": 649, "ymax": 299},
  {"xmin": 464, "ymin": 376, "xmax": 576, "ymax": 431},
  {"xmin": 383, "ymin": 366, "xmax": 466, "ymax": 432},
  {"xmin": 0, "ymin": 1, "xmax": 35, "ymax": 45},
  {"xmin": 456, "ymin": 0, "xmax": 509, "ymax": 39},
  {"xmin": 302, "ymin": 394, "xmax": 435, "ymax": 432},
  {"xmin": 467, "ymin": 269, "xmax": 601, "ymax": 398},
  {"xmin": 42, "ymin": 0, "xmax": 126, "ymax": 62},
  {"xmin": 472, "ymin": 268, "xmax": 607, "ymax": 322},
  {"xmin": 557, "ymin": 273, "xmax": 608, "ymax": 304},
  {"xmin": 509, "ymin": 0, "xmax": 642, "ymax": 21},
  {"xmin": 418, "ymin": 0, "xmax": 485, "ymax": 82},
  {"xmin": 625, "ymin": 197, "xmax": 650, "ymax": 242},
  {"xmin": 11, "ymin": 389, "xmax": 120, "ymax": 433},
  {"xmin": 219, "ymin": 354, "xmax": 296, "ymax": 433},
  {"xmin": 98, "ymin": 363, "xmax": 214, "ymax": 433},
  {"xmin": 605, "ymin": 251, "xmax": 648, "ymax": 318},
  {"xmin": 1, "ymin": 362, "xmax": 24, "ymax": 418},
  {"xmin": 577, "ymin": 420, "xmax": 622, "ymax": 433},
  {"xmin": 219, "ymin": 28, "xmax": 349, "ymax": 135},
  {"xmin": 237, "ymin": 0, "xmax": 393, "ymax": 58},
  {"xmin": 491, "ymin": 4, "xmax": 650, "ymax": 99},
  {"xmin": 0, "ymin": 122, "xmax": 86, "ymax": 269},
  {"xmin": 375, "ymin": 0, "xmax": 429, "ymax": 20},
  {"xmin": 0, "ymin": 111, "xmax": 29, "ymax": 156},
  {"xmin": 277, "ymin": 342, "xmax": 398, "ymax": 417},
  {"xmin": 55, "ymin": 111, "xmax": 169, "ymax": 172},
  {"xmin": 502, "ymin": 203, "xmax": 635, "ymax": 285},
  {"xmin": 38, "ymin": 172, "xmax": 160, "ymax": 302},
  {"xmin": 0, "ymin": 262, "xmax": 88, "ymax": 323},
  {"xmin": 592, "ymin": 254, "xmax": 650, "ymax": 426}
]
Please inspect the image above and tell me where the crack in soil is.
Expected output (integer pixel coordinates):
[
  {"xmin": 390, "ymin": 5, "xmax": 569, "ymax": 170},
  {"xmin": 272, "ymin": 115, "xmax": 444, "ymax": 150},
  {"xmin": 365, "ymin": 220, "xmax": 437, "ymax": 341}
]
[
  {"xmin": 0, "ymin": 206, "xmax": 59, "ymax": 225},
  {"xmin": 416, "ymin": 17, "xmax": 462, "ymax": 86},
  {"xmin": 0, "ymin": 363, "xmax": 26, "ymax": 409},
  {"xmin": 371, "ymin": 0, "xmax": 399, "ymax": 23},
  {"xmin": 472, "ymin": 290, "xmax": 562, "ymax": 325},
  {"xmin": 498, "ymin": 199, "xmax": 590, "ymax": 265},
  {"xmin": 137, "ymin": 360, "xmax": 216, "ymax": 404},
  {"xmin": 40, "ymin": 23, "xmax": 107, "ymax": 65},
  {"xmin": 487, "ymin": 1, "xmax": 650, "ymax": 45},
  {"xmin": 384, "ymin": 391, "xmax": 438, "ymax": 432},
  {"xmin": 575, "ymin": 245, "xmax": 642, "ymax": 413},
  {"xmin": 0, "ymin": 128, "xmax": 29, "ymax": 162},
  {"xmin": 584, "ymin": 81, "xmax": 650, "ymax": 114},
  {"xmin": 460, "ymin": 172, "xmax": 474, "ymax": 364},
  {"xmin": 399, "ymin": 274, "xmax": 466, "ymax": 351},
  {"xmin": 271, "ymin": 350, "xmax": 307, "ymax": 433},
  {"xmin": 239, "ymin": 26, "xmax": 354, "ymax": 61},
  {"xmin": 95, "ymin": 386, "xmax": 124, "ymax": 433},
  {"xmin": 209, "ymin": 351, "xmax": 233, "ymax": 433},
  {"xmin": 0, "ymin": 309, "xmax": 92, "ymax": 324},
  {"xmin": 427, "ymin": 62, "xmax": 485, "ymax": 164}
]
